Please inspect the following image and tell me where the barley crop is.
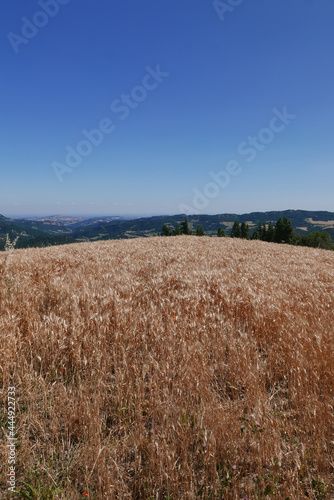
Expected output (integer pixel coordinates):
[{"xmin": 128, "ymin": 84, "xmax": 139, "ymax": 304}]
[{"xmin": 0, "ymin": 236, "xmax": 333, "ymax": 499}]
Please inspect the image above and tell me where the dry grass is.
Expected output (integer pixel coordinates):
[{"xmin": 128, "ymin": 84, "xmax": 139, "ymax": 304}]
[
  {"xmin": 308, "ymin": 219, "xmax": 334, "ymax": 229},
  {"xmin": 0, "ymin": 236, "xmax": 333, "ymax": 499}
]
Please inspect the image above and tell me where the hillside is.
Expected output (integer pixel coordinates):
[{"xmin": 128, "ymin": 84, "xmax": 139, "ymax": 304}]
[
  {"xmin": 0, "ymin": 215, "xmax": 76, "ymax": 250},
  {"xmin": 0, "ymin": 237, "xmax": 333, "ymax": 499},
  {"xmin": 63, "ymin": 210, "xmax": 334, "ymax": 241},
  {"xmin": 1, "ymin": 210, "xmax": 334, "ymax": 250}
]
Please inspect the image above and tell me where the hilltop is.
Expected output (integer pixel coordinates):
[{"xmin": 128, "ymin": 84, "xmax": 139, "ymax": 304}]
[{"xmin": 0, "ymin": 237, "xmax": 333, "ymax": 498}]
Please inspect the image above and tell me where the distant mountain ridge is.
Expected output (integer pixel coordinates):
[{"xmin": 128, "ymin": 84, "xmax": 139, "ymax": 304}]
[{"xmin": 1, "ymin": 209, "xmax": 334, "ymax": 250}]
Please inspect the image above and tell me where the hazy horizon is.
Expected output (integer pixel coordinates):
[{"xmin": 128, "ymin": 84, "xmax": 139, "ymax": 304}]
[{"xmin": 3, "ymin": 206, "xmax": 334, "ymax": 221}]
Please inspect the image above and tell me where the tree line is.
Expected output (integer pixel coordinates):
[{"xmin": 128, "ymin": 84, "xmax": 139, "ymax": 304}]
[
  {"xmin": 161, "ymin": 216, "xmax": 334, "ymax": 250},
  {"xmin": 161, "ymin": 217, "xmax": 207, "ymax": 237}
]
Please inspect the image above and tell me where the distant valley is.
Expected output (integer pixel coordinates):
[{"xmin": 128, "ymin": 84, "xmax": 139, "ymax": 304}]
[{"xmin": 1, "ymin": 210, "xmax": 334, "ymax": 250}]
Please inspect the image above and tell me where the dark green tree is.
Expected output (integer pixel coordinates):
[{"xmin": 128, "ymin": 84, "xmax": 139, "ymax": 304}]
[
  {"xmin": 217, "ymin": 227, "xmax": 225, "ymax": 237},
  {"xmin": 231, "ymin": 220, "xmax": 241, "ymax": 238},
  {"xmin": 241, "ymin": 221, "xmax": 249, "ymax": 239},
  {"xmin": 173, "ymin": 224, "xmax": 181, "ymax": 236},
  {"xmin": 257, "ymin": 222, "xmax": 263, "ymax": 239},
  {"xmin": 305, "ymin": 231, "xmax": 333, "ymax": 250},
  {"xmin": 196, "ymin": 225, "xmax": 205, "ymax": 236},
  {"xmin": 275, "ymin": 217, "xmax": 284, "ymax": 243},
  {"xmin": 250, "ymin": 231, "xmax": 259, "ymax": 240},
  {"xmin": 261, "ymin": 223, "xmax": 267, "ymax": 241},
  {"xmin": 161, "ymin": 224, "xmax": 172, "ymax": 236},
  {"xmin": 181, "ymin": 216, "xmax": 191, "ymax": 235},
  {"xmin": 267, "ymin": 222, "xmax": 275, "ymax": 242},
  {"xmin": 282, "ymin": 217, "xmax": 294, "ymax": 243}
]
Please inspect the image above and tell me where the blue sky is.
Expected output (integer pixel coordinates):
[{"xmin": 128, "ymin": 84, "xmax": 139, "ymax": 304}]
[{"xmin": 1, "ymin": 0, "xmax": 334, "ymax": 217}]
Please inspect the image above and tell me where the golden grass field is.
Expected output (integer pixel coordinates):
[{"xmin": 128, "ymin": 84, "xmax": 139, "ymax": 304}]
[{"xmin": 0, "ymin": 236, "xmax": 333, "ymax": 499}]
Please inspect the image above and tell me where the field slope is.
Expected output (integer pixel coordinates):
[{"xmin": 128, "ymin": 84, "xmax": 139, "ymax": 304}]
[{"xmin": 0, "ymin": 237, "xmax": 333, "ymax": 499}]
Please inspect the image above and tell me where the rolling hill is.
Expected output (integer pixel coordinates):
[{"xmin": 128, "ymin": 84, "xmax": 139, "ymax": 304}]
[{"xmin": 1, "ymin": 210, "xmax": 334, "ymax": 250}]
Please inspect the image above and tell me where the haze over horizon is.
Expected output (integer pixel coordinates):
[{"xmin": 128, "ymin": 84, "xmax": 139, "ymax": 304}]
[
  {"xmin": 3, "ymin": 208, "xmax": 334, "ymax": 223},
  {"xmin": 2, "ymin": 1, "xmax": 334, "ymax": 217}
]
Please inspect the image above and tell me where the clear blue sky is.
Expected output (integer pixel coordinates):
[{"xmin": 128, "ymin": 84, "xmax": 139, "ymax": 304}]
[{"xmin": 1, "ymin": 0, "xmax": 334, "ymax": 217}]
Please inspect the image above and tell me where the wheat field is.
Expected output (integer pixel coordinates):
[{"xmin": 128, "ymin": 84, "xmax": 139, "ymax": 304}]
[{"xmin": 0, "ymin": 236, "xmax": 333, "ymax": 499}]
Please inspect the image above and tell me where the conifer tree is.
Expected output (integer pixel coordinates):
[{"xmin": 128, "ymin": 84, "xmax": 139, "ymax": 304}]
[
  {"xmin": 262, "ymin": 223, "xmax": 268, "ymax": 241},
  {"xmin": 231, "ymin": 220, "xmax": 241, "ymax": 238},
  {"xmin": 267, "ymin": 222, "xmax": 275, "ymax": 242},
  {"xmin": 250, "ymin": 231, "xmax": 259, "ymax": 240},
  {"xmin": 196, "ymin": 225, "xmax": 205, "ymax": 236},
  {"xmin": 275, "ymin": 217, "xmax": 284, "ymax": 243},
  {"xmin": 161, "ymin": 224, "xmax": 172, "ymax": 236},
  {"xmin": 241, "ymin": 221, "xmax": 249, "ymax": 239},
  {"xmin": 173, "ymin": 224, "xmax": 181, "ymax": 236},
  {"xmin": 282, "ymin": 217, "xmax": 294, "ymax": 243},
  {"xmin": 217, "ymin": 227, "xmax": 225, "ymax": 237},
  {"xmin": 181, "ymin": 216, "xmax": 191, "ymax": 235}
]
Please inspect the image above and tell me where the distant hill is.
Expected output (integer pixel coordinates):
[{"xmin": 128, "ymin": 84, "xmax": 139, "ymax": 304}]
[
  {"xmin": 1, "ymin": 209, "xmax": 334, "ymax": 250},
  {"xmin": 0, "ymin": 215, "xmax": 75, "ymax": 250},
  {"xmin": 69, "ymin": 210, "xmax": 334, "ymax": 242}
]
